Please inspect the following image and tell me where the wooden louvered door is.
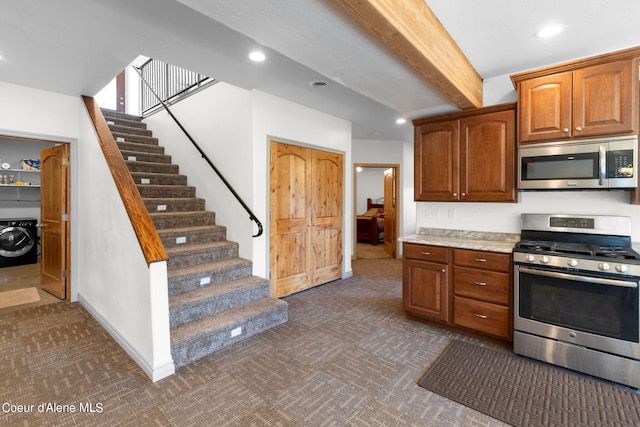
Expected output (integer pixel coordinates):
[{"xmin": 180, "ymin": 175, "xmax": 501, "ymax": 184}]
[{"xmin": 270, "ymin": 141, "xmax": 343, "ymax": 298}]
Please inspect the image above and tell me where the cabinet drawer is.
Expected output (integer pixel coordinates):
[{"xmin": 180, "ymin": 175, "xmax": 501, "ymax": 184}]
[
  {"xmin": 453, "ymin": 296, "xmax": 511, "ymax": 340},
  {"xmin": 454, "ymin": 266, "xmax": 509, "ymax": 305},
  {"xmin": 403, "ymin": 243, "xmax": 448, "ymax": 263},
  {"xmin": 454, "ymin": 248, "xmax": 511, "ymax": 272}
]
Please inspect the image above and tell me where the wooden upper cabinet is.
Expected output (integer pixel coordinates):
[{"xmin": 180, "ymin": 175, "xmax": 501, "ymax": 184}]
[
  {"xmin": 573, "ymin": 60, "xmax": 637, "ymax": 138},
  {"xmin": 519, "ymin": 72, "xmax": 572, "ymax": 143},
  {"xmin": 414, "ymin": 119, "xmax": 459, "ymax": 201},
  {"xmin": 513, "ymin": 52, "xmax": 640, "ymax": 144},
  {"xmin": 461, "ymin": 109, "xmax": 516, "ymax": 202},
  {"xmin": 413, "ymin": 103, "xmax": 517, "ymax": 203}
]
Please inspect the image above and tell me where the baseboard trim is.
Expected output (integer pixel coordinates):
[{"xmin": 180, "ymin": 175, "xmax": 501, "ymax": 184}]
[{"xmin": 78, "ymin": 295, "xmax": 175, "ymax": 382}]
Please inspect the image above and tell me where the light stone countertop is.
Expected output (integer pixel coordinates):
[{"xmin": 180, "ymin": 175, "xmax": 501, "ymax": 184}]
[{"xmin": 399, "ymin": 228, "xmax": 520, "ymax": 254}]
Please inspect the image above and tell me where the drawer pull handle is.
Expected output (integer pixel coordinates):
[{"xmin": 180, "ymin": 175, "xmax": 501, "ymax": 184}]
[
  {"xmin": 473, "ymin": 281, "xmax": 487, "ymax": 286},
  {"xmin": 474, "ymin": 313, "xmax": 488, "ymax": 319},
  {"xmin": 420, "ymin": 251, "xmax": 431, "ymax": 255},
  {"xmin": 474, "ymin": 258, "xmax": 487, "ymax": 262}
]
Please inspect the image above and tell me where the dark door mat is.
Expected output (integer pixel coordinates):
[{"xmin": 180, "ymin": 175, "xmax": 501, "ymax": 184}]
[{"xmin": 418, "ymin": 340, "xmax": 640, "ymax": 427}]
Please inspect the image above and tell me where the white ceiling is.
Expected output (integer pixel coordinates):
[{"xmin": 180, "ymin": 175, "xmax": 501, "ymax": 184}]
[{"xmin": 2, "ymin": 0, "xmax": 640, "ymax": 141}]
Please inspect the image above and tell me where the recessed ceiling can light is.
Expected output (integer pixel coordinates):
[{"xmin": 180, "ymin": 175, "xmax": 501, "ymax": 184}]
[
  {"xmin": 536, "ymin": 24, "xmax": 562, "ymax": 38},
  {"xmin": 249, "ymin": 51, "xmax": 266, "ymax": 62},
  {"xmin": 310, "ymin": 80, "xmax": 328, "ymax": 88},
  {"xmin": 396, "ymin": 118, "xmax": 407, "ymax": 124}
]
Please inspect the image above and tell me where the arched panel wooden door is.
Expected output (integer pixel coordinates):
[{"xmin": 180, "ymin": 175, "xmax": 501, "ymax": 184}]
[
  {"xmin": 40, "ymin": 144, "xmax": 70, "ymax": 299},
  {"xmin": 270, "ymin": 141, "xmax": 343, "ymax": 298}
]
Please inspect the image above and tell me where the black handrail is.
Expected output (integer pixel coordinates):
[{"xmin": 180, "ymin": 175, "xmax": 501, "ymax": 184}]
[{"xmin": 132, "ymin": 65, "xmax": 263, "ymax": 238}]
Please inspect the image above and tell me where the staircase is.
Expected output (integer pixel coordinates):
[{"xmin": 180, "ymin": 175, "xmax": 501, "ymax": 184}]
[{"xmin": 100, "ymin": 109, "xmax": 287, "ymax": 368}]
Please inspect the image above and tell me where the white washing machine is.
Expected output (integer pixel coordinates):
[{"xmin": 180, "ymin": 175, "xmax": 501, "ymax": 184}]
[{"xmin": 0, "ymin": 218, "xmax": 38, "ymax": 268}]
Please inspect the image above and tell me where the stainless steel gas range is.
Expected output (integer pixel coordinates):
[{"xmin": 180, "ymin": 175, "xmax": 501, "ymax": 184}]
[{"xmin": 513, "ymin": 213, "xmax": 640, "ymax": 388}]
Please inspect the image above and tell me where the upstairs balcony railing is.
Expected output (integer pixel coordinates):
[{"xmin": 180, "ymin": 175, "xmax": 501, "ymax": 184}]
[{"xmin": 139, "ymin": 58, "xmax": 215, "ymax": 116}]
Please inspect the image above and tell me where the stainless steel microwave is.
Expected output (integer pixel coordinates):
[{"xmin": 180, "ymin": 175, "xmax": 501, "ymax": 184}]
[{"xmin": 518, "ymin": 136, "xmax": 638, "ymax": 190}]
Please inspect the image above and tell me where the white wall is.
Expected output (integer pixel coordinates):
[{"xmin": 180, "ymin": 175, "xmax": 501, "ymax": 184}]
[
  {"xmin": 356, "ymin": 168, "xmax": 386, "ymax": 214},
  {"xmin": 414, "ymin": 74, "xmax": 640, "ymax": 242},
  {"xmin": 143, "ymin": 82, "xmax": 255, "ymax": 259},
  {"xmin": 0, "ymin": 81, "xmax": 173, "ymax": 382}
]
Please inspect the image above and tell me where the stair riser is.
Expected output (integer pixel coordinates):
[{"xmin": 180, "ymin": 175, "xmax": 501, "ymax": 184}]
[
  {"xmin": 159, "ymin": 228, "xmax": 227, "ymax": 249},
  {"xmin": 171, "ymin": 302, "xmax": 288, "ymax": 368},
  {"xmin": 121, "ymin": 151, "xmax": 171, "ymax": 164},
  {"xmin": 168, "ymin": 244, "xmax": 238, "ymax": 270},
  {"xmin": 151, "ymin": 212, "xmax": 215, "ymax": 229},
  {"xmin": 131, "ymin": 173, "xmax": 187, "ymax": 186},
  {"xmin": 126, "ymin": 162, "xmax": 179, "ymax": 175},
  {"xmin": 105, "ymin": 117, "xmax": 146, "ymax": 129},
  {"xmin": 101, "ymin": 110, "xmax": 142, "ymax": 122},
  {"xmin": 168, "ymin": 262, "xmax": 252, "ymax": 296},
  {"xmin": 109, "ymin": 124, "xmax": 152, "ymax": 137},
  {"xmin": 117, "ymin": 141, "xmax": 164, "ymax": 155},
  {"xmin": 144, "ymin": 198, "xmax": 205, "ymax": 213},
  {"xmin": 170, "ymin": 283, "xmax": 270, "ymax": 328},
  {"xmin": 137, "ymin": 186, "xmax": 196, "ymax": 198},
  {"xmin": 112, "ymin": 132, "xmax": 159, "ymax": 146}
]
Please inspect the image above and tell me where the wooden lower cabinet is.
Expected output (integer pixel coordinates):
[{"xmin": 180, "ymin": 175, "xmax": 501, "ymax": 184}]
[{"xmin": 402, "ymin": 243, "xmax": 513, "ymax": 343}]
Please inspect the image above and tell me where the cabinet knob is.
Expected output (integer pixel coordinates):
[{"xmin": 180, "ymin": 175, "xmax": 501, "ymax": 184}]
[
  {"xmin": 474, "ymin": 313, "xmax": 488, "ymax": 319},
  {"xmin": 453, "ymin": 193, "xmax": 457, "ymax": 197},
  {"xmin": 461, "ymin": 192, "xmax": 466, "ymax": 197},
  {"xmin": 473, "ymin": 281, "xmax": 487, "ymax": 286},
  {"xmin": 474, "ymin": 258, "xmax": 487, "ymax": 263},
  {"xmin": 575, "ymin": 126, "xmax": 582, "ymax": 131},
  {"xmin": 441, "ymin": 269, "xmax": 446, "ymax": 273},
  {"xmin": 563, "ymin": 128, "xmax": 569, "ymax": 133},
  {"xmin": 420, "ymin": 251, "xmax": 431, "ymax": 255}
]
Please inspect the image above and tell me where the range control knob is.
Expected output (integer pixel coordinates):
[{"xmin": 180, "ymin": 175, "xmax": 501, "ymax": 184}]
[
  {"xmin": 616, "ymin": 264, "xmax": 629, "ymax": 273},
  {"xmin": 526, "ymin": 254, "xmax": 535, "ymax": 262},
  {"xmin": 598, "ymin": 262, "xmax": 610, "ymax": 271},
  {"xmin": 568, "ymin": 259, "xmax": 578, "ymax": 267},
  {"xmin": 541, "ymin": 256, "xmax": 550, "ymax": 264}
]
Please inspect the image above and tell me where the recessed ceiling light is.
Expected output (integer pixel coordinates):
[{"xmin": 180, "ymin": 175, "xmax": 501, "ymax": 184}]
[
  {"xmin": 536, "ymin": 24, "xmax": 562, "ymax": 38},
  {"xmin": 249, "ymin": 51, "xmax": 266, "ymax": 62},
  {"xmin": 395, "ymin": 118, "xmax": 407, "ymax": 125}
]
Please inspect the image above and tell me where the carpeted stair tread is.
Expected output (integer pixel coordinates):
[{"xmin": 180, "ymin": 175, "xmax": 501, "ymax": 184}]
[
  {"xmin": 170, "ymin": 297, "xmax": 288, "ymax": 367},
  {"xmin": 130, "ymin": 172, "xmax": 187, "ymax": 186},
  {"xmin": 143, "ymin": 197, "xmax": 206, "ymax": 213},
  {"xmin": 166, "ymin": 241, "xmax": 239, "ymax": 270},
  {"xmin": 120, "ymin": 150, "xmax": 172, "ymax": 164},
  {"xmin": 167, "ymin": 257, "xmax": 253, "ymax": 294},
  {"xmin": 150, "ymin": 211, "xmax": 216, "ymax": 229},
  {"xmin": 112, "ymin": 132, "xmax": 159, "ymax": 146},
  {"xmin": 169, "ymin": 276, "xmax": 270, "ymax": 327},
  {"xmin": 101, "ymin": 109, "xmax": 142, "ymax": 122},
  {"xmin": 137, "ymin": 184, "xmax": 196, "ymax": 199},
  {"xmin": 117, "ymin": 141, "xmax": 164, "ymax": 154},
  {"xmin": 126, "ymin": 160, "xmax": 179, "ymax": 174},
  {"xmin": 108, "ymin": 123, "xmax": 153, "ymax": 137},
  {"xmin": 104, "ymin": 116, "xmax": 146, "ymax": 129},
  {"xmin": 157, "ymin": 225, "xmax": 227, "ymax": 248}
]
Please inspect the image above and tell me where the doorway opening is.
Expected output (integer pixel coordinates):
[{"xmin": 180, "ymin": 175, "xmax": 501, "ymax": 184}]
[
  {"xmin": 353, "ymin": 163, "xmax": 399, "ymax": 260},
  {"xmin": 0, "ymin": 136, "xmax": 71, "ymax": 313}
]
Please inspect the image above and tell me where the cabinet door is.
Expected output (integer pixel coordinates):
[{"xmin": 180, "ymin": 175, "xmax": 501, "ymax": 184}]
[
  {"xmin": 414, "ymin": 120, "xmax": 459, "ymax": 201},
  {"xmin": 573, "ymin": 60, "xmax": 638, "ymax": 138},
  {"xmin": 402, "ymin": 259, "xmax": 449, "ymax": 322},
  {"xmin": 518, "ymin": 72, "xmax": 572, "ymax": 143},
  {"xmin": 460, "ymin": 110, "xmax": 516, "ymax": 202}
]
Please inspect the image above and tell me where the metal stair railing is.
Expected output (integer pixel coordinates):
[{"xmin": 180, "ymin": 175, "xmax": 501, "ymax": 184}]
[{"xmin": 132, "ymin": 65, "xmax": 263, "ymax": 238}]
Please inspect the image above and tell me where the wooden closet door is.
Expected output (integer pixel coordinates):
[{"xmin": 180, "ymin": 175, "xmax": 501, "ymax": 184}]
[
  {"xmin": 310, "ymin": 149, "xmax": 342, "ymax": 286},
  {"xmin": 270, "ymin": 142, "xmax": 343, "ymax": 297}
]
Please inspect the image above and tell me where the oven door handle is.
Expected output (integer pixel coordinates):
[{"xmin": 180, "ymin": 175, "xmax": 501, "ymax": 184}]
[{"xmin": 519, "ymin": 266, "xmax": 638, "ymax": 288}]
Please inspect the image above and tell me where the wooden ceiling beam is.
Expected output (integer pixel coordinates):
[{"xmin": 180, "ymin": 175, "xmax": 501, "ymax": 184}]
[{"xmin": 333, "ymin": 0, "xmax": 483, "ymax": 110}]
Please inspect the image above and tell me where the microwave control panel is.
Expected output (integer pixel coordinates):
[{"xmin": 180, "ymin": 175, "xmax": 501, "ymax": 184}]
[{"xmin": 607, "ymin": 150, "xmax": 634, "ymax": 178}]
